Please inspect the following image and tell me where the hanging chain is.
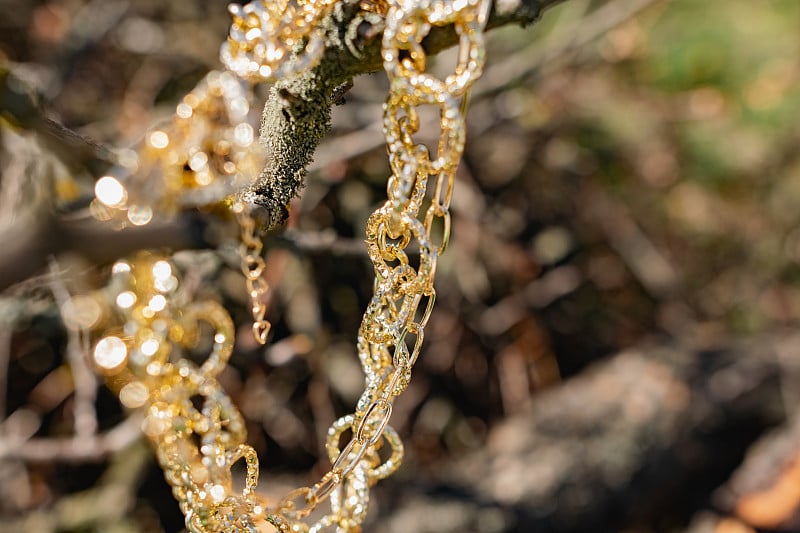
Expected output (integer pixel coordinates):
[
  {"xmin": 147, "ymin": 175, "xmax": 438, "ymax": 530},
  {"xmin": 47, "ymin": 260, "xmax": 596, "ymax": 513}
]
[
  {"xmin": 233, "ymin": 202, "xmax": 272, "ymax": 345},
  {"xmin": 86, "ymin": 1, "xmax": 490, "ymax": 532}
]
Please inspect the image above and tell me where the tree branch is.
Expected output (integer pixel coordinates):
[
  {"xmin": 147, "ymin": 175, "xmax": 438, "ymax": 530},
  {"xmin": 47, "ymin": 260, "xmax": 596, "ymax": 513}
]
[
  {"xmin": 249, "ymin": 0, "xmax": 565, "ymax": 228},
  {"xmin": 0, "ymin": 67, "xmax": 119, "ymax": 175},
  {"xmin": 0, "ymin": 1, "xmax": 565, "ymax": 289},
  {"xmin": 0, "ymin": 415, "xmax": 143, "ymax": 462},
  {"xmin": 0, "ymin": 212, "xmax": 210, "ymax": 292}
]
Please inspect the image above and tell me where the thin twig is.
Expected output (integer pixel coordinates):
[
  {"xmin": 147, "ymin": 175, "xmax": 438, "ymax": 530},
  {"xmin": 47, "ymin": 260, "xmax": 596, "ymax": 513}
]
[
  {"xmin": 269, "ymin": 229, "xmax": 366, "ymax": 256},
  {"xmin": 5, "ymin": 442, "xmax": 150, "ymax": 532},
  {"xmin": 1, "ymin": 67, "xmax": 119, "ymax": 174},
  {"xmin": 0, "ymin": 211, "xmax": 211, "ymax": 293},
  {"xmin": 0, "ymin": 327, "xmax": 10, "ymax": 421},
  {"xmin": 0, "ymin": 413, "xmax": 143, "ymax": 462},
  {"xmin": 307, "ymin": 0, "xmax": 663, "ymax": 172},
  {"xmin": 47, "ymin": 259, "xmax": 98, "ymax": 438},
  {"xmin": 477, "ymin": 0, "xmax": 663, "ymax": 96}
]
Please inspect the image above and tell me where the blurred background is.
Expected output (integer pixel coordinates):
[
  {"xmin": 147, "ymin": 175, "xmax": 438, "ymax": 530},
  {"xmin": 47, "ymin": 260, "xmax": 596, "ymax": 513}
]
[{"xmin": 1, "ymin": 0, "xmax": 800, "ymax": 531}]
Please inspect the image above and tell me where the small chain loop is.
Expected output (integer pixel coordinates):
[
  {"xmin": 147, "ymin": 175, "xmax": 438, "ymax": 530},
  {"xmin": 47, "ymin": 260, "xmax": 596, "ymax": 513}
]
[
  {"xmin": 356, "ymin": 398, "xmax": 393, "ymax": 446},
  {"xmin": 277, "ymin": 487, "xmax": 316, "ymax": 521},
  {"xmin": 308, "ymin": 470, "xmax": 343, "ymax": 504},
  {"xmin": 331, "ymin": 438, "xmax": 369, "ymax": 478}
]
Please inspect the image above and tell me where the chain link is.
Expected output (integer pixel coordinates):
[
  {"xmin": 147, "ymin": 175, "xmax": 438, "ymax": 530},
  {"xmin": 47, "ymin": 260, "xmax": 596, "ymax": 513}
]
[{"xmin": 90, "ymin": 1, "xmax": 490, "ymax": 531}]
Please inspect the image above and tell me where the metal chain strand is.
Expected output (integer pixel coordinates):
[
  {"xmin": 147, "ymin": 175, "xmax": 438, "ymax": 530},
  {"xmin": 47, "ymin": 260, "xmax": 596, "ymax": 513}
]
[
  {"xmin": 220, "ymin": 0, "xmax": 339, "ymax": 81},
  {"xmin": 89, "ymin": 1, "xmax": 489, "ymax": 532},
  {"xmin": 233, "ymin": 202, "xmax": 273, "ymax": 345},
  {"xmin": 92, "ymin": 70, "xmax": 263, "ymax": 225}
]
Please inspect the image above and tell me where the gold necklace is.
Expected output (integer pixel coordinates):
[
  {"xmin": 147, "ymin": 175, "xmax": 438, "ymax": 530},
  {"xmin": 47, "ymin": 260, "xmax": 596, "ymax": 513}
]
[{"xmin": 88, "ymin": 1, "xmax": 489, "ymax": 531}]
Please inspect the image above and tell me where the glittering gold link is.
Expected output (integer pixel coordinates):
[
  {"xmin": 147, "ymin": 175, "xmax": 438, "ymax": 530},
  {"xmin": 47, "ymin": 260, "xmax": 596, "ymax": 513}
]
[
  {"xmin": 179, "ymin": 302, "xmax": 235, "ymax": 378},
  {"xmin": 359, "ymin": 266, "xmax": 419, "ymax": 345},
  {"xmin": 364, "ymin": 207, "xmax": 434, "ymax": 287},
  {"xmin": 447, "ymin": 19, "xmax": 487, "ymax": 95},
  {"xmin": 227, "ymin": 444, "xmax": 261, "ymax": 498},
  {"xmin": 368, "ymin": 425, "xmax": 403, "ymax": 481},
  {"xmin": 386, "ymin": 161, "xmax": 428, "ymax": 214},
  {"xmin": 328, "ymin": 462, "xmax": 370, "ymax": 532},
  {"xmin": 221, "ymin": 0, "xmax": 339, "ymax": 81},
  {"xmin": 332, "ymin": 438, "xmax": 369, "ymax": 478},
  {"xmin": 271, "ymin": 428, "xmax": 376, "ymax": 529},
  {"xmin": 308, "ymin": 470, "xmax": 343, "ymax": 504},
  {"xmin": 277, "ymin": 486, "xmax": 317, "ymax": 521},
  {"xmin": 385, "ymin": 87, "xmax": 464, "ymax": 171},
  {"xmin": 393, "ymin": 321, "xmax": 423, "ymax": 369},
  {"xmin": 423, "ymin": 203, "xmax": 452, "ymax": 253},
  {"xmin": 384, "ymin": 5, "xmax": 488, "ymax": 98}
]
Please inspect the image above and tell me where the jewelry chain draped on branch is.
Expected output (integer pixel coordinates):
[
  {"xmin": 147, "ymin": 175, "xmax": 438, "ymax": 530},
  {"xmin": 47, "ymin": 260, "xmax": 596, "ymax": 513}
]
[{"xmin": 81, "ymin": 1, "xmax": 489, "ymax": 531}]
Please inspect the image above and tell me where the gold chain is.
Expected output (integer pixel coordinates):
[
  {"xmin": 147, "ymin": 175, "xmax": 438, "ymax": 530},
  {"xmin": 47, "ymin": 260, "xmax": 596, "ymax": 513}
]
[
  {"xmin": 87, "ymin": 1, "xmax": 489, "ymax": 531},
  {"xmin": 221, "ymin": 0, "xmax": 339, "ymax": 81},
  {"xmin": 233, "ymin": 201, "xmax": 272, "ymax": 345}
]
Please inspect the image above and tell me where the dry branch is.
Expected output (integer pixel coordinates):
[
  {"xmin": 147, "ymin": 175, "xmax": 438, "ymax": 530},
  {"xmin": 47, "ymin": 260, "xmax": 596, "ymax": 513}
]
[{"xmin": 0, "ymin": 212, "xmax": 210, "ymax": 292}]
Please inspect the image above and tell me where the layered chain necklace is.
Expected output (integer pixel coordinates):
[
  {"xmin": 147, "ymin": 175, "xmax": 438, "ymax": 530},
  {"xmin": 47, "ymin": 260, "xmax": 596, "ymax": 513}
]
[{"xmin": 87, "ymin": 1, "xmax": 489, "ymax": 531}]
